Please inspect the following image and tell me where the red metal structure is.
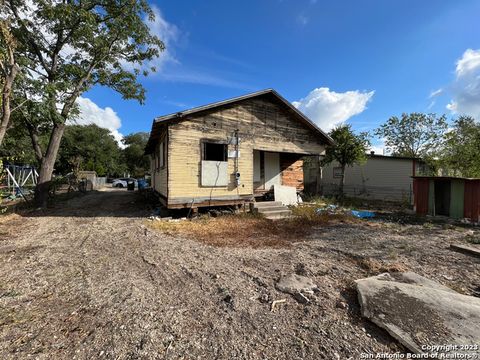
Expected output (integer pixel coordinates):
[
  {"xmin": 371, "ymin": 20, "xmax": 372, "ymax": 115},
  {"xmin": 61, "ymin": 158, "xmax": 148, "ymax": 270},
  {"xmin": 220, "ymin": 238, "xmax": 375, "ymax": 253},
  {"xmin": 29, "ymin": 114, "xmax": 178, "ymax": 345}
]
[
  {"xmin": 413, "ymin": 178, "xmax": 429, "ymax": 215},
  {"xmin": 464, "ymin": 179, "xmax": 480, "ymax": 223}
]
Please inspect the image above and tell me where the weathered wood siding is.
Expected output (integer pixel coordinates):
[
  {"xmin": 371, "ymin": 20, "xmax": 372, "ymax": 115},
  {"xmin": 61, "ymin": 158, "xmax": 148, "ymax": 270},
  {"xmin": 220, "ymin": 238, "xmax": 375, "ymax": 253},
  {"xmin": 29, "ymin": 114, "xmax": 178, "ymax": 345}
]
[
  {"xmin": 280, "ymin": 154, "xmax": 304, "ymax": 190},
  {"xmin": 151, "ymin": 129, "xmax": 168, "ymax": 197},
  {"xmin": 166, "ymin": 98, "xmax": 326, "ymax": 204}
]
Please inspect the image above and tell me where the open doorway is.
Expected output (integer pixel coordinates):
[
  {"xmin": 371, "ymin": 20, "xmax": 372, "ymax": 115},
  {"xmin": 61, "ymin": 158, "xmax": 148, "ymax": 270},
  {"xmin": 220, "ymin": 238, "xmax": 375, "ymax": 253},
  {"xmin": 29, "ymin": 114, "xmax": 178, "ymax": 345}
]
[
  {"xmin": 434, "ymin": 180, "xmax": 451, "ymax": 216},
  {"xmin": 253, "ymin": 150, "xmax": 280, "ymax": 192}
]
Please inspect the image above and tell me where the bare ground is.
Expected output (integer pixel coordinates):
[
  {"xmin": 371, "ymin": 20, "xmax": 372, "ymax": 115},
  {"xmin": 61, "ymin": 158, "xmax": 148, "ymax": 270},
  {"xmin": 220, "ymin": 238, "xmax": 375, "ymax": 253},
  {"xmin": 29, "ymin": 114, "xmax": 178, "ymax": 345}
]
[{"xmin": 0, "ymin": 189, "xmax": 479, "ymax": 359}]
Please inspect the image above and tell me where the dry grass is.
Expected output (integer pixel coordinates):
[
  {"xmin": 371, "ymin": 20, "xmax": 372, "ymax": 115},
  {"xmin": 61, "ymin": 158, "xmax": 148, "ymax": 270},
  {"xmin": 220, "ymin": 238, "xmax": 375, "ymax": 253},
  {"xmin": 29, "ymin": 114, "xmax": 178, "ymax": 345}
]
[
  {"xmin": 357, "ymin": 257, "xmax": 409, "ymax": 275},
  {"xmin": 148, "ymin": 206, "xmax": 357, "ymax": 248}
]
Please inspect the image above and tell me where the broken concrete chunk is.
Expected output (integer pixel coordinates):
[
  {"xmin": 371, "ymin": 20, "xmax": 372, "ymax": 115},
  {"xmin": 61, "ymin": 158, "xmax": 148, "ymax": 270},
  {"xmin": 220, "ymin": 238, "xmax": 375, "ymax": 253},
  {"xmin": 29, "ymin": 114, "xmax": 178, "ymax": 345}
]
[
  {"xmin": 275, "ymin": 274, "xmax": 318, "ymax": 296},
  {"xmin": 356, "ymin": 272, "xmax": 480, "ymax": 355}
]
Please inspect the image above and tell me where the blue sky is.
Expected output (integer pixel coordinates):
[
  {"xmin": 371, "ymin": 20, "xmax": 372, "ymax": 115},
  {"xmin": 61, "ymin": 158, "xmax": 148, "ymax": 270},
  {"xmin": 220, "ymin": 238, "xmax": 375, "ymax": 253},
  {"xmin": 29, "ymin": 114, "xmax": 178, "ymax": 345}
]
[{"xmin": 79, "ymin": 0, "xmax": 480, "ymax": 151}]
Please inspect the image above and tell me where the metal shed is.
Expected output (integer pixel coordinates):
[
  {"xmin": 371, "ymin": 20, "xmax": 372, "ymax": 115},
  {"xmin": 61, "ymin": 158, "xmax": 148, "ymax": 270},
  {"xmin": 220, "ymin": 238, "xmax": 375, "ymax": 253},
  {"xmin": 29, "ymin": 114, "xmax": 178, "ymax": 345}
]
[{"xmin": 412, "ymin": 176, "xmax": 480, "ymax": 222}]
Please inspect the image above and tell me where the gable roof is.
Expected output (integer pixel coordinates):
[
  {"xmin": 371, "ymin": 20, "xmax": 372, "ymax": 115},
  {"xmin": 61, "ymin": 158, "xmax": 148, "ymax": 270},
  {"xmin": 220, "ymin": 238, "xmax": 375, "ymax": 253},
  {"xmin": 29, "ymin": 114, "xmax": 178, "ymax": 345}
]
[{"xmin": 145, "ymin": 88, "xmax": 334, "ymax": 153}]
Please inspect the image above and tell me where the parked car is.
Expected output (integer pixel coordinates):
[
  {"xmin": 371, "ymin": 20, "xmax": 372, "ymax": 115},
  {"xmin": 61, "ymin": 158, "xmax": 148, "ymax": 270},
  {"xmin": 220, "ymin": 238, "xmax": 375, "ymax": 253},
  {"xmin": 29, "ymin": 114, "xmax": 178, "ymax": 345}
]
[{"xmin": 112, "ymin": 178, "xmax": 137, "ymax": 188}]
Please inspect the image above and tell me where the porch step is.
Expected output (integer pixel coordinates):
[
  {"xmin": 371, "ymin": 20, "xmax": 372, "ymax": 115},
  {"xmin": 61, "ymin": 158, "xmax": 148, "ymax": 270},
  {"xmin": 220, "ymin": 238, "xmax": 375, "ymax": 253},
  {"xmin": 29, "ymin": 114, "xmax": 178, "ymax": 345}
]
[
  {"xmin": 257, "ymin": 206, "xmax": 288, "ymax": 213},
  {"xmin": 252, "ymin": 201, "xmax": 292, "ymax": 220},
  {"xmin": 259, "ymin": 209, "xmax": 292, "ymax": 220},
  {"xmin": 253, "ymin": 201, "xmax": 283, "ymax": 208}
]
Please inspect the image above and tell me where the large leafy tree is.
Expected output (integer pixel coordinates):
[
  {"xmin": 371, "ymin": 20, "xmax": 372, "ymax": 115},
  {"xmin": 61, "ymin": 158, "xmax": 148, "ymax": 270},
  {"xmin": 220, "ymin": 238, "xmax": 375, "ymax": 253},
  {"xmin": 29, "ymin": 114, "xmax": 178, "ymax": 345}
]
[
  {"xmin": 322, "ymin": 124, "xmax": 370, "ymax": 198},
  {"xmin": 56, "ymin": 124, "xmax": 126, "ymax": 177},
  {"xmin": 440, "ymin": 116, "xmax": 480, "ymax": 177},
  {"xmin": 375, "ymin": 113, "xmax": 447, "ymax": 158},
  {"xmin": 122, "ymin": 131, "xmax": 149, "ymax": 177},
  {"xmin": 5, "ymin": 0, "xmax": 164, "ymax": 206}
]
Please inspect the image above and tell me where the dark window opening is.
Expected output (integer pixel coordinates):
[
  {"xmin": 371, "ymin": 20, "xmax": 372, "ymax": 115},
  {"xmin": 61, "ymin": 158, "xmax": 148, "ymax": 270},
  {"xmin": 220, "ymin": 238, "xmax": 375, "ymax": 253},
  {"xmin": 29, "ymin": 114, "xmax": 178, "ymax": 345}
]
[{"xmin": 203, "ymin": 142, "xmax": 227, "ymax": 161}]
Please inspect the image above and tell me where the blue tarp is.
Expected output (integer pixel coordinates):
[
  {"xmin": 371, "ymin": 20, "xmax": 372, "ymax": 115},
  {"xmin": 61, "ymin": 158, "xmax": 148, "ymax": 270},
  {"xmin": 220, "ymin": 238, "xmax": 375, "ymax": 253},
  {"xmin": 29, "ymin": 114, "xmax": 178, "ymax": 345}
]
[{"xmin": 351, "ymin": 210, "xmax": 376, "ymax": 218}]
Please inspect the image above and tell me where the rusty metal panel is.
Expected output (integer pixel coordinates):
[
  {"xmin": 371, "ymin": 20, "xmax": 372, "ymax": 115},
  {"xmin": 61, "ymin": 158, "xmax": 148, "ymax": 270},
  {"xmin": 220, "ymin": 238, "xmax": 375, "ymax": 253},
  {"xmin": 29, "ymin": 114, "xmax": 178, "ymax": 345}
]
[
  {"xmin": 464, "ymin": 180, "xmax": 480, "ymax": 222},
  {"xmin": 413, "ymin": 178, "xmax": 429, "ymax": 215}
]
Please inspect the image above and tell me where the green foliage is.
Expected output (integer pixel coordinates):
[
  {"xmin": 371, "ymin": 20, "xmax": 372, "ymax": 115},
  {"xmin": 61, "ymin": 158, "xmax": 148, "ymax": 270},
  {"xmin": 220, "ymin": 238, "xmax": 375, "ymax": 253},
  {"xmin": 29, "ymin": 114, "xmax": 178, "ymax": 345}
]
[
  {"xmin": 9, "ymin": 0, "xmax": 164, "ymax": 107},
  {"xmin": 322, "ymin": 125, "xmax": 370, "ymax": 168},
  {"xmin": 0, "ymin": 119, "xmax": 39, "ymax": 165},
  {"xmin": 322, "ymin": 125, "xmax": 370, "ymax": 198},
  {"xmin": 375, "ymin": 113, "xmax": 448, "ymax": 158},
  {"xmin": 439, "ymin": 116, "xmax": 480, "ymax": 177},
  {"xmin": 4, "ymin": 0, "xmax": 163, "ymax": 205},
  {"xmin": 122, "ymin": 132, "xmax": 150, "ymax": 177},
  {"xmin": 56, "ymin": 124, "xmax": 126, "ymax": 177}
]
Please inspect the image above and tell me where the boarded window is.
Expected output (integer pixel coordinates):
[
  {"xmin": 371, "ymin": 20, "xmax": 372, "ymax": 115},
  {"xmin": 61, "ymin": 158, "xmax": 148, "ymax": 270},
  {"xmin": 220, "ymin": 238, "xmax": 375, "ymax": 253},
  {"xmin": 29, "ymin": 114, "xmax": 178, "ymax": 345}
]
[{"xmin": 203, "ymin": 142, "xmax": 227, "ymax": 161}]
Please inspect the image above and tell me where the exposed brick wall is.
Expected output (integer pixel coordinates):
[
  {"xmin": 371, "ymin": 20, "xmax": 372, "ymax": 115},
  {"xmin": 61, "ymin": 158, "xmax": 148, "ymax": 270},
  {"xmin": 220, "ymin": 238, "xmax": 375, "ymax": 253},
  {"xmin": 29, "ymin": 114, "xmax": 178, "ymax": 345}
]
[{"xmin": 280, "ymin": 153, "xmax": 304, "ymax": 190}]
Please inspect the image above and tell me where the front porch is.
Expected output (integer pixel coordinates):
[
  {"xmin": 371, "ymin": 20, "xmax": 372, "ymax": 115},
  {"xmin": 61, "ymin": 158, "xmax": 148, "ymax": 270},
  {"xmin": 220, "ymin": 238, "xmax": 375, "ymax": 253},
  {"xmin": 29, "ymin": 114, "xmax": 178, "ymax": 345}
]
[{"xmin": 253, "ymin": 150, "xmax": 305, "ymax": 199}]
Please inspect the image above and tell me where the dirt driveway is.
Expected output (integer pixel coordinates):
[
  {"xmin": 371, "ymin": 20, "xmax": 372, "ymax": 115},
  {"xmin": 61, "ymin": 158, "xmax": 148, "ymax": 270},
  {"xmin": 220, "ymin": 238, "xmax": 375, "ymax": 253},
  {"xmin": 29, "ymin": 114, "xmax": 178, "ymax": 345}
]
[{"xmin": 0, "ymin": 189, "xmax": 479, "ymax": 359}]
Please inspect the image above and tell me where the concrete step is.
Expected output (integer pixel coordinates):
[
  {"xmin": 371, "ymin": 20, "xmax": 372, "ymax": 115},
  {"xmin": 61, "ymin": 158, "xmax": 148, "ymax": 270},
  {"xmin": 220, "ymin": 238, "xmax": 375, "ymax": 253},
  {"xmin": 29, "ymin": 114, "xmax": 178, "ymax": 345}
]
[
  {"xmin": 257, "ymin": 206, "xmax": 289, "ymax": 213},
  {"xmin": 261, "ymin": 209, "xmax": 292, "ymax": 220},
  {"xmin": 253, "ymin": 201, "xmax": 283, "ymax": 208}
]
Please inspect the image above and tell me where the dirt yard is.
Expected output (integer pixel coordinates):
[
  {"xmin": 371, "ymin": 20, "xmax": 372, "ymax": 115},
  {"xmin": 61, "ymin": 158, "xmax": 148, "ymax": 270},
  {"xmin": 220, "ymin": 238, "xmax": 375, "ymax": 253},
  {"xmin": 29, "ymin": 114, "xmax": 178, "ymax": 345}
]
[{"xmin": 0, "ymin": 189, "xmax": 479, "ymax": 359}]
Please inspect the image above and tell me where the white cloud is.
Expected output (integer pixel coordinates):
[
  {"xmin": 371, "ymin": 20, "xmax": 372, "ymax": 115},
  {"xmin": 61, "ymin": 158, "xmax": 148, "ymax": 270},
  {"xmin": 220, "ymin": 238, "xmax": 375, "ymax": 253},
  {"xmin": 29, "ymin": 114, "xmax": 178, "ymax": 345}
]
[
  {"xmin": 70, "ymin": 97, "xmax": 125, "ymax": 147},
  {"xmin": 292, "ymin": 87, "xmax": 375, "ymax": 130},
  {"xmin": 145, "ymin": 6, "xmax": 179, "ymax": 70},
  {"xmin": 447, "ymin": 49, "xmax": 480, "ymax": 120},
  {"xmin": 454, "ymin": 49, "xmax": 480, "ymax": 77},
  {"xmin": 429, "ymin": 88, "xmax": 443, "ymax": 98},
  {"xmin": 119, "ymin": 5, "xmax": 179, "ymax": 73}
]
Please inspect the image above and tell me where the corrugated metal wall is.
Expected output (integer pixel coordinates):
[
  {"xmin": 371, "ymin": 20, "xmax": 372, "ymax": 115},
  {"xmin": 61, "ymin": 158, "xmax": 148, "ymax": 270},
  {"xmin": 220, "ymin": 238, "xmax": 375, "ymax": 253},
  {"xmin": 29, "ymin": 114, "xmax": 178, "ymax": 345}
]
[
  {"xmin": 450, "ymin": 180, "xmax": 465, "ymax": 219},
  {"xmin": 464, "ymin": 180, "xmax": 480, "ymax": 222},
  {"xmin": 413, "ymin": 178, "xmax": 429, "ymax": 215}
]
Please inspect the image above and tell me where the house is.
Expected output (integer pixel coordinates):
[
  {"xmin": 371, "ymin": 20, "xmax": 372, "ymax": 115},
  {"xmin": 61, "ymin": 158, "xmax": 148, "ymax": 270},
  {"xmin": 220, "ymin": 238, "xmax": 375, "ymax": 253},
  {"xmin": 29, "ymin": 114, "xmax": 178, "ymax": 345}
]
[
  {"xmin": 413, "ymin": 176, "xmax": 480, "ymax": 222},
  {"xmin": 304, "ymin": 153, "xmax": 427, "ymax": 203},
  {"xmin": 144, "ymin": 89, "xmax": 333, "ymax": 209}
]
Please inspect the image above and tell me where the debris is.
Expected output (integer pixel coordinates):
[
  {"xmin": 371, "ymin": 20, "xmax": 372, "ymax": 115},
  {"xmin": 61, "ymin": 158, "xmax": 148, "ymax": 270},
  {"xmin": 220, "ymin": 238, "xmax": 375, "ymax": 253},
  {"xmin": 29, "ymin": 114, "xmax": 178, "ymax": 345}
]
[
  {"xmin": 218, "ymin": 287, "xmax": 235, "ymax": 309},
  {"xmin": 350, "ymin": 210, "xmax": 375, "ymax": 218},
  {"xmin": 270, "ymin": 298, "xmax": 287, "ymax": 312},
  {"xmin": 276, "ymin": 274, "xmax": 319, "ymax": 304},
  {"xmin": 336, "ymin": 300, "xmax": 347, "ymax": 309},
  {"xmin": 356, "ymin": 272, "xmax": 480, "ymax": 355},
  {"xmin": 316, "ymin": 204, "xmax": 339, "ymax": 215},
  {"xmin": 147, "ymin": 216, "xmax": 173, "ymax": 222},
  {"xmin": 259, "ymin": 293, "xmax": 270, "ymax": 303},
  {"xmin": 275, "ymin": 274, "xmax": 318, "ymax": 295},
  {"xmin": 293, "ymin": 292, "xmax": 310, "ymax": 304}
]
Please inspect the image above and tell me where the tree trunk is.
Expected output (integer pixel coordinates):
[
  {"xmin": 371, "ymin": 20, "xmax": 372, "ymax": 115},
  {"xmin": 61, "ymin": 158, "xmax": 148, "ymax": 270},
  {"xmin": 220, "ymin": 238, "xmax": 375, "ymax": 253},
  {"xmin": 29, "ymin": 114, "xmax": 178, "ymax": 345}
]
[
  {"xmin": 34, "ymin": 122, "xmax": 66, "ymax": 207},
  {"xmin": 338, "ymin": 164, "xmax": 346, "ymax": 200},
  {"xmin": 0, "ymin": 64, "xmax": 18, "ymax": 145}
]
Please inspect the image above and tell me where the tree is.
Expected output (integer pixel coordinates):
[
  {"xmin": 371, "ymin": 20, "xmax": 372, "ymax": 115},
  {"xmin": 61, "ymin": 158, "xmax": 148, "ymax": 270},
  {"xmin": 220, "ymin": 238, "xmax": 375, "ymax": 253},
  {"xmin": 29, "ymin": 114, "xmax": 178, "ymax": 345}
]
[
  {"xmin": 322, "ymin": 125, "xmax": 370, "ymax": 198},
  {"xmin": 440, "ymin": 116, "xmax": 480, "ymax": 177},
  {"xmin": 5, "ymin": 0, "xmax": 164, "ymax": 206},
  {"xmin": 122, "ymin": 132, "xmax": 149, "ymax": 177},
  {"xmin": 0, "ymin": 7, "xmax": 21, "ymax": 145},
  {"xmin": 375, "ymin": 113, "xmax": 447, "ymax": 158},
  {"xmin": 56, "ymin": 125, "xmax": 126, "ymax": 177}
]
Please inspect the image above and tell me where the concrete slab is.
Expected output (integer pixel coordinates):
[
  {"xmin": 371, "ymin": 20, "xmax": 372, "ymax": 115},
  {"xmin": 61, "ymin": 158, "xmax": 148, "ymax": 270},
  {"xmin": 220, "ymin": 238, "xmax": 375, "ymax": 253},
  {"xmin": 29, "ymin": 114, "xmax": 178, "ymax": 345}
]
[
  {"xmin": 356, "ymin": 272, "xmax": 480, "ymax": 355},
  {"xmin": 450, "ymin": 244, "xmax": 480, "ymax": 258},
  {"xmin": 273, "ymin": 184, "xmax": 298, "ymax": 206}
]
